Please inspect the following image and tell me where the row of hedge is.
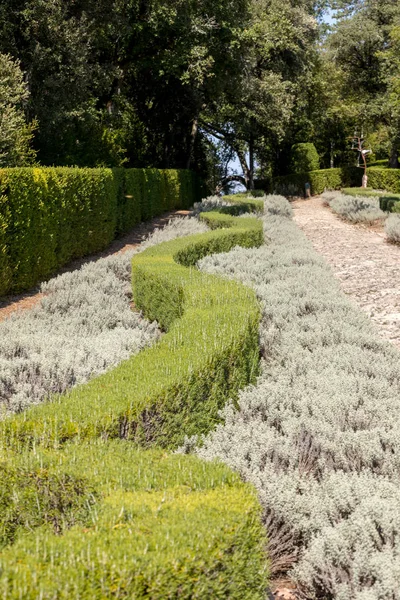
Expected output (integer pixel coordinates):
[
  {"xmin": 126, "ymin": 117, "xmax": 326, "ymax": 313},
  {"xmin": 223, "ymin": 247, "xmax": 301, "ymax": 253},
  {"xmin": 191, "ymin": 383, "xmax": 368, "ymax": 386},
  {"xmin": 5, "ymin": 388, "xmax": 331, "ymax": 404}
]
[
  {"xmin": 272, "ymin": 166, "xmax": 360, "ymax": 196},
  {"xmin": 0, "ymin": 167, "xmax": 205, "ymax": 296},
  {"xmin": 1, "ymin": 213, "xmax": 263, "ymax": 450},
  {"xmin": 272, "ymin": 166, "xmax": 400, "ymax": 197},
  {"xmin": 342, "ymin": 187, "xmax": 400, "ymax": 212},
  {"xmin": 0, "ymin": 210, "xmax": 268, "ymax": 597},
  {"xmin": 0, "ymin": 442, "xmax": 267, "ymax": 599}
]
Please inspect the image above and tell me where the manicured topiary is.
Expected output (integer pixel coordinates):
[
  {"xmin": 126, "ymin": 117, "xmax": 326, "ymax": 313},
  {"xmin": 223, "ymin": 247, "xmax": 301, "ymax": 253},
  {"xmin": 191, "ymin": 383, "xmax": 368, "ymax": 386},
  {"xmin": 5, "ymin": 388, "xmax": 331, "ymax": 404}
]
[
  {"xmin": 0, "ymin": 441, "xmax": 268, "ymax": 599},
  {"xmin": 0, "ymin": 213, "xmax": 262, "ymax": 451},
  {"xmin": 291, "ymin": 143, "xmax": 320, "ymax": 174}
]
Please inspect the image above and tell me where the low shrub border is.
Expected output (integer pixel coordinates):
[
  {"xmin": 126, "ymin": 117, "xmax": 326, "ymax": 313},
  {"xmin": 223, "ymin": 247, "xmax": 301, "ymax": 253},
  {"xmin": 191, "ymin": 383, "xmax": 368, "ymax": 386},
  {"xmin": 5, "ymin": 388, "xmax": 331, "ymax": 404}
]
[
  {"xmin": 0, "ymin": 167, "xmax": 204, "ymax": 296},
  {"xmin": 342, "ymin": 187, "xmax": 400, "ymax": 212},
  {"xmin": 272, "ymin": 166, "xmax": 400, "ymax": 197},
  {"xmin": 1, "ymin": 213, "xmax": 263, "ymax": 450},
  {"xmin": 272, "ymin": 167, "xmax": 359, "ymax": 196},
  {"xmin": 195, "ymin": 200, "xmax": 400, "ymax": 598},
  {"xmin": 0, "ymin": 441, "xmax": 268, "ymax": 599}
]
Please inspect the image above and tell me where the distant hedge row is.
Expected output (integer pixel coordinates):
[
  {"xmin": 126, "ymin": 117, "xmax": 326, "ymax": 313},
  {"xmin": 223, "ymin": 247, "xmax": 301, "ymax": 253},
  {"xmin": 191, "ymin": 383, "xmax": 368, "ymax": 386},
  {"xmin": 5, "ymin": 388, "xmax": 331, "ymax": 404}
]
[
  {"xmin": 0, "ymin": 167, "xmax": 204, "ymax": 296},
  {"xmin": 272, "ymin": 166, "xmax": 400, "ymax": 197},
  {"xmin": 272, "ymin": 167, "xmax": 359, "ymax": 196}
]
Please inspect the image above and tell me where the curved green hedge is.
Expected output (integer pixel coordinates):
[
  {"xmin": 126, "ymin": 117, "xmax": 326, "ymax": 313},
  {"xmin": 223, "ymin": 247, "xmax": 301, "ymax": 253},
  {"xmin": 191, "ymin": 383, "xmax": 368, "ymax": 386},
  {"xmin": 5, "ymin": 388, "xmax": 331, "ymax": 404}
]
[
  {"xmin": 0, "ymin": 441, "xmax": 268, "ymax": 599},
  {"xmin": 1, "ymin": 213, "xmax": 263, "ymax": 451},
  {"xmin": 0, "ymin": 210, "xmax": 268, "ymax": 597}
]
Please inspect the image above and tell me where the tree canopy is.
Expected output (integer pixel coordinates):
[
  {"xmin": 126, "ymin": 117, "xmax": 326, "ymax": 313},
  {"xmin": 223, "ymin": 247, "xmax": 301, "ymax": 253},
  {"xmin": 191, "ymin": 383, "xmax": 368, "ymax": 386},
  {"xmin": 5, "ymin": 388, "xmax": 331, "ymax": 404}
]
[{"xmin": 0, "ymin": 0, "xmax": 399, "ymax": 187}]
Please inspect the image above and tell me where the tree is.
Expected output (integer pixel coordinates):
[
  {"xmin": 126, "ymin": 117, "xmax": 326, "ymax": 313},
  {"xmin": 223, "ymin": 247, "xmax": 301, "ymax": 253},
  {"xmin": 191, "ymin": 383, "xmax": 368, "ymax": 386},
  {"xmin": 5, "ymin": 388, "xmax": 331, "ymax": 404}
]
[
  {"xmin": 0, "ymin": 53, "xmax": 36, "ymax": 166},
  {"xmin": 324, "ymin": 0, "xmax": 400, "ymax": 167},
  {"xmin": 200, "ymin": 0, "xmax": 322, "ymax": 189}
]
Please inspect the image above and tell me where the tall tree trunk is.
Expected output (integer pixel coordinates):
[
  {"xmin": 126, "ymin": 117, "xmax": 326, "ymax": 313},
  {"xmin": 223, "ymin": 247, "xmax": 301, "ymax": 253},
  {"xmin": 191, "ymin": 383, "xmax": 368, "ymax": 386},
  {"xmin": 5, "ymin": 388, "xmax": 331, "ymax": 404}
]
[
  {"xmin": 186, "ymin": 118, "xmax": 198, "ymax": 170},
  {"xmin": 236, "ymin": 149, "xmax": 250, "ymax": 189},
  {"xmin": 249, "ymin": 133, "xmax": 254, "ymax": 190}
]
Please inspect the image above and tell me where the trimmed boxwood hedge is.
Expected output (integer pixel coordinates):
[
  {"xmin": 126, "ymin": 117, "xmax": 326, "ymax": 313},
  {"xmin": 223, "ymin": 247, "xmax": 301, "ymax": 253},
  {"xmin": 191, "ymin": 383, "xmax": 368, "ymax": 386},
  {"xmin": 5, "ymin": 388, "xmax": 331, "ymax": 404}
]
[
  {"xmin": 0, "ymin": 167, "xmax": 203, "ymax": 296},
  {"xmin": 0, "ymin": 209, "xmax": 268, "ymax": 598},
  {"xmin": 273, "ymin": 166, "xmax": 400, "ymax": 198},
  {"xmin": 0, "ymin": 213, "xmax": 263, "ymax": 451},
  {"xmin": 0, "ymin": 441, "xmax": 268, "ymax": 599},
  {"xmin": 273, "ymin": 166, "xmax": 360, "ymax": 196}
]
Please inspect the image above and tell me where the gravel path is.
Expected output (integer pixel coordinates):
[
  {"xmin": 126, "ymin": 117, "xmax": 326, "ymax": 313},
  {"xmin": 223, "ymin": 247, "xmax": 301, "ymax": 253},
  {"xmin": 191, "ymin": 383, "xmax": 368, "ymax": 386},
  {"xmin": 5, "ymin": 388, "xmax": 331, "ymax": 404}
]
[{"xmin": 292, "ymin": 196, "xmax": 400, "ymax": 350}]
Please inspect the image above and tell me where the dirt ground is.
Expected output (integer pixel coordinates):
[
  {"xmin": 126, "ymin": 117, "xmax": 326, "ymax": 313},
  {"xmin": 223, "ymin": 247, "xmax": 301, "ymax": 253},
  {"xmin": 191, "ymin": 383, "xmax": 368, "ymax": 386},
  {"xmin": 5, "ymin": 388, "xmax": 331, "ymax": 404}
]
[
  {"xmin": 0, "ymin": 209, "xmax": 190, "ymax": 322},
  {"xmin": 292, "ymin": 196, "xmax": 400, "ymax": 351}
]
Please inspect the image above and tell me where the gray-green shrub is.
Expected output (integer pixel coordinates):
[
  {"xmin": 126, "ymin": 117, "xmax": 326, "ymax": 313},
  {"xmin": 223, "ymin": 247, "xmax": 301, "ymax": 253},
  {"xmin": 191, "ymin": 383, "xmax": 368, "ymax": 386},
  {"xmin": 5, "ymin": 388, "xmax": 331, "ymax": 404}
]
[
  {"xmin": 263, "ymin": 194, "xmax": 293, "ymax": 218},
  {"xmin": 385, "ymin": 213, "xmax": 400, "ymax": 244},
  {"xmin": 329, "ymin": 193, "xmax": 386, "ymax": 224},
  {"xmin": 192, "ymin": 199, "xmax": 400, "ymax": 599}
]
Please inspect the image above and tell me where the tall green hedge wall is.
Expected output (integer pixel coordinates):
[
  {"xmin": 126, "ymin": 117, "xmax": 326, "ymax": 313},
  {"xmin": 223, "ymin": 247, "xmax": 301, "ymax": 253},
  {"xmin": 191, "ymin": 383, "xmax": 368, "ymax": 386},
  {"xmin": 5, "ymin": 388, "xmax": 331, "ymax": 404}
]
[
  {"xmin": 0, "ymin": 167, "xmax": 204, "ymax": 296},
  {"xmin": 272, "ymin": 166, "xmax": 400, "ymax": 197}
]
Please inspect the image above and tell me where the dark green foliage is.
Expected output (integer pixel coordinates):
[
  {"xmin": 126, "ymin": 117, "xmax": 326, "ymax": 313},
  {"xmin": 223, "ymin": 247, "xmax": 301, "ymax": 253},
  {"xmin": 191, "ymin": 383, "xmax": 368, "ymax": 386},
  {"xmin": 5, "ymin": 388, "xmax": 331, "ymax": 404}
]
[
  {"xmin": 0, "ymin": 215, "xmax": 262, "ymax": 451},
  {"xmin": 273, "ymin": 167, "xmax": 360, "ymax": 196},
  {"xmin": 366, "ymin": 167, "xmax": 400, "ymax": 194},
  {"xmin": 199, "ymin": 212, "xmax": 236, "ymax": 229},
  {"xmin": 0, "ymin": 167, "xmax": 202, "ymax": 295},
  {"xmin": 223, "ymin": 194, "xmax": 265, "ymax": 214},
  {"xmin": 290, "ymin": 143, "xmax": 320, "ymax": 174},
  {"xmin": 368, "ymin": 159, "xmax": 389, "ymax": 168},
  {"xmin": 0, "ymin": 442, "xmax": 268, "ymax": 599}
]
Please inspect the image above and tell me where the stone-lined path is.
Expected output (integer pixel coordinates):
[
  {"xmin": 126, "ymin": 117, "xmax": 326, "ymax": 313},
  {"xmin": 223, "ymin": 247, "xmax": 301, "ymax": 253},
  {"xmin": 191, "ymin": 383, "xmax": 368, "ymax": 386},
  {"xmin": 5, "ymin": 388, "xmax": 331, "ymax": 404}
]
[{"xmin": 292, "ymin": 196, "xmax": 400, "ymax": 350}]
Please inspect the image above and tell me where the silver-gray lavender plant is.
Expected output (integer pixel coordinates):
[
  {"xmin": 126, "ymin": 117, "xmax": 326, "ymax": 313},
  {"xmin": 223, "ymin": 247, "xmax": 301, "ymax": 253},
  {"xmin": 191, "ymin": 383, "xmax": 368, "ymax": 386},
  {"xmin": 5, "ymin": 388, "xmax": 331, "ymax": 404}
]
[
  {"xmin": 193, "ymin": 198, "xmax": 400, "ymax": 599},
  {"xmin": 0, "ymin": 217, "xmax": 208, "ymax": 416},
  {"xmin": 385, "ymin": 213, "xmax": 400, "ymax": 244},
  {"xmin": 329, "ymin": 193, "xmax": 386, "ymax": 224}
]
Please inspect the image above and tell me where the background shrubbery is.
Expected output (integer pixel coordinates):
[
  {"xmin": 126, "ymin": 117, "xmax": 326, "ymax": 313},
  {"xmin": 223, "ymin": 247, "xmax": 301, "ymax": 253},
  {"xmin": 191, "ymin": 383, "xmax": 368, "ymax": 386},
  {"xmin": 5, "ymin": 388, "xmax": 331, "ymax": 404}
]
[
  {"xmin": 0, "ymin": 167, "xmax": 204, "ymax": 296},
  {"xmin": 290, "ymin": 143, "xmax": 320, "ymax": 174},
  {"xmin": 271, "ymin": 166, "xmax": 400, "ymax": 198}
]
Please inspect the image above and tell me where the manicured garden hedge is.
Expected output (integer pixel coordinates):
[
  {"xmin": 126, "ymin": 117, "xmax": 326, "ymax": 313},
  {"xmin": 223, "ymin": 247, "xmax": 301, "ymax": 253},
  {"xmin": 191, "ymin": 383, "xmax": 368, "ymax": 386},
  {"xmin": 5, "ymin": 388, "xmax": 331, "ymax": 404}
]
[
  {"xmin": 273, "ymin": 166, "xmax": 400, "ymax": 198},
  {"xmin": 0, "ymin": 441, "xmax": 267, "ymax": 599},
  {"xmin": 0, "ymin": 167, "xmax": 204, "ymax": 296},
  {"xmin": 0, "ymin": 208, "xmax": 268, "ymax": 597},
  {"xmin": 366, "ymin": 166, "xmax": 400, "ymax": 193},
  {"xmin": 273, "ymin": 166, "xmax": 360, "ymax": 196},
  {"xmin": 1, "ymin": 213, "xmax": 263, "ymax": 450}
]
